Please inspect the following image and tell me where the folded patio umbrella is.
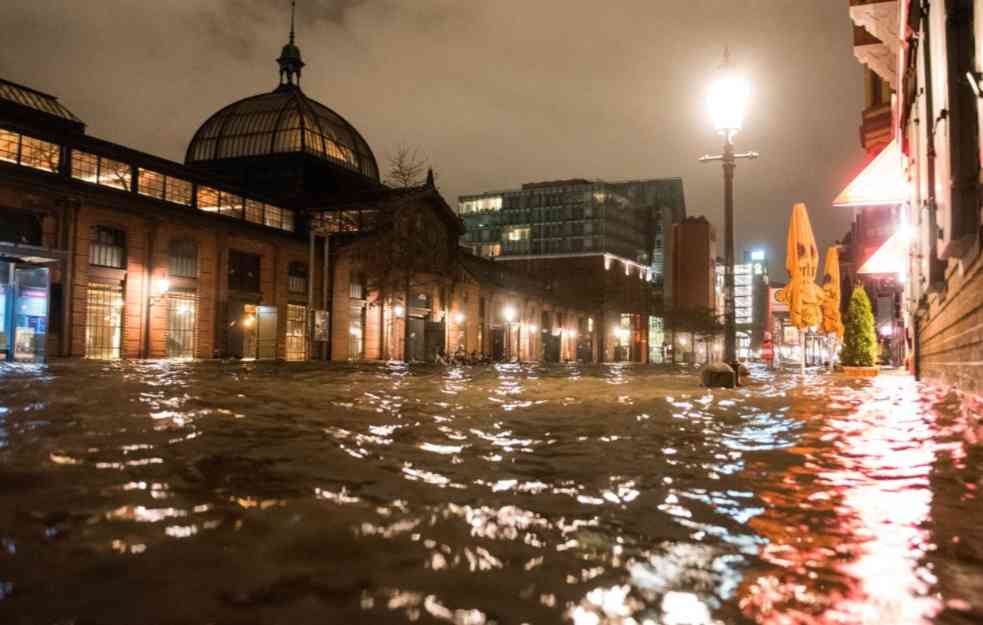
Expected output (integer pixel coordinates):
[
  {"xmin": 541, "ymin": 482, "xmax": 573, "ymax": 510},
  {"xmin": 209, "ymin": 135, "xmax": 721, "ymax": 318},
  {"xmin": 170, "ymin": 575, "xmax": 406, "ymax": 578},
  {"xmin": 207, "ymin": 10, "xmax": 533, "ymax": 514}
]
[
  {"xmin": 821, "ymin": 245, "xmax": 844, "ymax": 338},
  {"xmin": 775, "ymin": 203, "xmax": 823, "ymax": 329}
]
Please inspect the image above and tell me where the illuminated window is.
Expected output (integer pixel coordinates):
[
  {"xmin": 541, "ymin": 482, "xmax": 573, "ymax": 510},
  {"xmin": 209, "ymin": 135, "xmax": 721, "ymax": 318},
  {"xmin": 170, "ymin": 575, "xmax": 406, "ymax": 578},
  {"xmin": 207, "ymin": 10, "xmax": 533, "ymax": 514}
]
[
  {"xmin": 281, "ymin": 209, "xmax": 295, "ymax": 232},
  {"xmin": 19, "ymin": 136, "xmax": 59, "ymax": 172},
  {"xmin": 349, "ymin": 273, "xmax": 365, "ymax": 299},
  {"xmin": 480, "ymin": 243, "xmax": 501, "ymax": 257},
  {"xmin": 288, "ymin": 262, "xmax": 307, "ymax": 294},
  {"xmin": 264, "ymin": 205, "xmax": 283, "ymax": 229},
  {"xmin": 0, "ymin": 129, "xmax": 18, "ymax": 164},
  {"xmin": 98, "ymin": 157, "xmax": 131, "ymax": 190},
  {"xmin": 165, "ymin": 177, "xmax": 193, "ymax": 207},
  {"xmin": 137, "ymin": 169, "xmax": 165, "ymax": 200},
  {"xmin": 285, "ymin": 304, "xmax": 307, "ymax": 361},
  {"xmin": 245, "ymin": 199, "xmax": 263, "ymax": 224},
  {"xmin": 504, "ymin": 226, "xmax": 530, "ymax": 241},
  {"xmin": 168, "ymin": 239, "xmax": 198, "ymax": 278},
  {"xmin": 71, "ymin": 150, "xmax": 98, "ymax": 183},
  {"xmin": 219, "ymin": 192, "xmax": 243, "ymax": 218},
  {"xmin": 458, "ymin": 196, "xmax": 502, "ymax": 214},
  {"xmin": 89, "ymin": 226, "xmax": 126, "ymax": 268},
  {"xmin": 197, "ymin": 186, "xmax": 220, "ymax": 212}
]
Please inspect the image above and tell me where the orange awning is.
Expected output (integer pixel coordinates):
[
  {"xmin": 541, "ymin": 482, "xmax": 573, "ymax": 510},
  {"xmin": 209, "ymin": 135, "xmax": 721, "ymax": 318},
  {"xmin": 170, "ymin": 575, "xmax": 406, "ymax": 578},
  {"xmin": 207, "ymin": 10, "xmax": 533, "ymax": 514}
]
[
  {"xmin": 833, "ymin": 138, "xmax": 908, "ymax": 207},
  {"xmin": 858, "ymin": 230, "xmax": 908, "ymax": 274}
]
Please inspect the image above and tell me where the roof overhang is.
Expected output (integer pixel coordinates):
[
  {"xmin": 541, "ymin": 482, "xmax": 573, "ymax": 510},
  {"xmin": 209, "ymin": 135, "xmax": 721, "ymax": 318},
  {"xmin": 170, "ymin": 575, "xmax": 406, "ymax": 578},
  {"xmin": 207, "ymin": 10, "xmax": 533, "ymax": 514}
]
[
  {"xmin": 858, "ymin": 230, "xmax": 908, "ymax": 274},
  {"xmin": 0, "ymin": 242, "xmax": 67, "ymax": 264},
  {"xmin": 833, "ymin": 138, "xmax": 908, "ymax": 208}
]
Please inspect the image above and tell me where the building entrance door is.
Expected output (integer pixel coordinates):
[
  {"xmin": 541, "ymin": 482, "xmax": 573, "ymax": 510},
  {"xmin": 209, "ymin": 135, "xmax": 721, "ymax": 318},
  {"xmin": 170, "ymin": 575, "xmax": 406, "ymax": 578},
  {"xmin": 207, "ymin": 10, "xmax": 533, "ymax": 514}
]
[
  {"xmin": 229, "ymin": 300, "xmax": 277, "ymax": 360},
  {"xmin": 543, "ymin": 332, "xmax": 561, "ymax": 363},
  {"xmin": 491, "ymin": 327, "xmax": 505, "ymax": 361},
  {"xmin": 406, "ymin": 317, "xmax": 426, "ymax": 362},
  {"xmin": 424, "ymin": 320, "xmax": 445, "ymax": 362},
  {"xmin": 85, "ymin": 282, "xmax": 123, "ymax": 360},
  {"xmin": 166, "ymin": 291, "xmax": 197, "ymax": 359}
]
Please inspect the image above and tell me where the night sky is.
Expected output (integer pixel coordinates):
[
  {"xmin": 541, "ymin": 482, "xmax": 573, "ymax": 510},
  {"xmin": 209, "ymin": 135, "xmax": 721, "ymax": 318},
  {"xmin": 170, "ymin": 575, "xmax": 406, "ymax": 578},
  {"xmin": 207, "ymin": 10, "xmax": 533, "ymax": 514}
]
[{"xmin": 2, "ymin": 1, "xmax": 866, "ymax": 277}]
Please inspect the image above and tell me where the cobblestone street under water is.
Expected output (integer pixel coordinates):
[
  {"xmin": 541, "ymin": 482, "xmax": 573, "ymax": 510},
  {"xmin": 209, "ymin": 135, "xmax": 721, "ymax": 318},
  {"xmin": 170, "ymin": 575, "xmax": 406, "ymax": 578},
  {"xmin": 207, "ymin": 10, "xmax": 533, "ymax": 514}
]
[{"xmin": 0, "ymin": 361, "xmax": 981, "ymax": 625}]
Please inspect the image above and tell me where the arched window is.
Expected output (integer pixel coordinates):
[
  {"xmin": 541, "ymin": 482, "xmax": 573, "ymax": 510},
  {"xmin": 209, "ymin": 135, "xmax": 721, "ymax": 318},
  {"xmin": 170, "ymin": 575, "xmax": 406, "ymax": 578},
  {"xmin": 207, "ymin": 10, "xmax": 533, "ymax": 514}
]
[
  {"xmin": 89, "ymin": 226, "xmax": 126, "ymax": 268},
  {"xmin": 288, "ymin": 261, "xmax": 307, "ymax": 293},
  {"xmin": 168, "ymin": 239, "xmax": 198, "ymax": 278}
]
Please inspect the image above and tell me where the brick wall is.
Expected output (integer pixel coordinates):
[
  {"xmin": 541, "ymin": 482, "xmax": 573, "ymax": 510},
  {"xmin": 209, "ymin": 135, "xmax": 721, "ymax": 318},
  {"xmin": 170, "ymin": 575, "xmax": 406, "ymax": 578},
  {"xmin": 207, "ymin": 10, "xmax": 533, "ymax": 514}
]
[{"xmin": 919, "ymin": 251, "xmax": 983, "ymax": 398}]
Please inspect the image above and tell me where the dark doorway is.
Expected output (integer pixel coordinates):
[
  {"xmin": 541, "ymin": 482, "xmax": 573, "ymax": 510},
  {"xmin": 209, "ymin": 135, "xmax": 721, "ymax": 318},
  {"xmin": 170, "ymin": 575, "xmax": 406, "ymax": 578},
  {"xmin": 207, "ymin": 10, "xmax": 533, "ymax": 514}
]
[
  {"xmin": 406, "ymin": 317, "xmax": 426, "ymax": 362},
  {"xmin": 491, "ymin": 327, "xmax": 505, "ymax": 361},
  {"xmin": 424, "ymin": 320, "xmax": 445, "ymax": 363},
  {"xmin": 543, "ymin": 332, "xmax": 561, "ymax": 363}
]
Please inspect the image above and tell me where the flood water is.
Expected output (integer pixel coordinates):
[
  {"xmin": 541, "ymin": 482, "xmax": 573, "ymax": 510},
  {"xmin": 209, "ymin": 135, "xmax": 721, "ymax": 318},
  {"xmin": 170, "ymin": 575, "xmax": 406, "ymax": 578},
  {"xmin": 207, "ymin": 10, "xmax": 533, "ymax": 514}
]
[{"xmin": 0, "ymin": 361, "xmax": 981, "ymax": 625}]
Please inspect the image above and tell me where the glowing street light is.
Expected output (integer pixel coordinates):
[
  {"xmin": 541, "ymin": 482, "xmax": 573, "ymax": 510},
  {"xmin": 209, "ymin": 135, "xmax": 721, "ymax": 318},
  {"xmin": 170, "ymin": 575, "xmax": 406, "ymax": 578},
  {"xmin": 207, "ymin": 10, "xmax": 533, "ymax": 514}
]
[
  {"xmin": 393, "ymin": 304, "xmax": 405, "ymax": 318},
  {"xmin": 708, "ymin": 55, "xmax": 750, "ymax": 135},
  {"xmin": 700, "ymin": 47, "xmax": 759, "ymax": 372},
  {"xmin": 503, "ymin": 306, "xmax": 516, "ymax": 323},
  {"xmin": 454, "ymin": 312, "xmax": 465, "ymax": 325},
  {"xmin": 149, "ymin": 277, "xmax": 170, "ymax": 306}
]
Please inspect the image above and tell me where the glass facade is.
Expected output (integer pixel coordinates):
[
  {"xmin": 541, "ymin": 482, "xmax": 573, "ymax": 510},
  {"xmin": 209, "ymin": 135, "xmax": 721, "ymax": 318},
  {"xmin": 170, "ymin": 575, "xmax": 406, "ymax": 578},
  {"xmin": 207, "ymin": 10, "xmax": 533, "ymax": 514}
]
[
  {"xmin": 186, "ymin": 89, "xmax": 379, "ymax": 180},
  {"xmin": 0, "ymin": 262, "xmax": 50, "ymax": 362},
  {"xmin": 458, "ymin": 179, "xmax": 685, "ymax": 270}
]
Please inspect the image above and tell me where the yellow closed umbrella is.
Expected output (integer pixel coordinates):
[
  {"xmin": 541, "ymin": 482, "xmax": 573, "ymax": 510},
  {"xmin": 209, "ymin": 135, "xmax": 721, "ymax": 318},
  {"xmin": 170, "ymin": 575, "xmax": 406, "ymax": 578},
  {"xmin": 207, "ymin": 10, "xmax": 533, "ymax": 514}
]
[
  {"xmin": 821, "ymin": 246, "xmax": 844, "ymax": 338},
  {"xmin": 775, "ymin": 203, "xmax": 824, "ymax": 373}
]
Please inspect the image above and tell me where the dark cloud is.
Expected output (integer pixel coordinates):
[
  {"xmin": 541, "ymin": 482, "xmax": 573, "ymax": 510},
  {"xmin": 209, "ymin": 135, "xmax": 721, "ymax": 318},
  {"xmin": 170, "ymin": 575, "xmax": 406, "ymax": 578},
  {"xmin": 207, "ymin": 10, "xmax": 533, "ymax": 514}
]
[{"xmin": 0, "ymin": 0, "xmax": 865, "ymax": 276}]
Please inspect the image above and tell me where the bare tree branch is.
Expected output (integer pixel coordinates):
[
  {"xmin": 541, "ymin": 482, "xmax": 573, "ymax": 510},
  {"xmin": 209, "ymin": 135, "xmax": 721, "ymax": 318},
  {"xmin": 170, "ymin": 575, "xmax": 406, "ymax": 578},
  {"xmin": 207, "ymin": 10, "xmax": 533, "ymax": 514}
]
[{"xmin": 384, "ymin": 144, "xmax": 428, "ymax": 188}]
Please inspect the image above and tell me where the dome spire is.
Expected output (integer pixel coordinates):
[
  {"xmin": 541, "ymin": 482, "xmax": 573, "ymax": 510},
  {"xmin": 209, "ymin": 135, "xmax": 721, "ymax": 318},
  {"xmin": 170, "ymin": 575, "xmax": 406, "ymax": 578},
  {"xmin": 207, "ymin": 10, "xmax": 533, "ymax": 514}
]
[
  {"xmin": 289, "ymin": 0, "xmax": 296, "ymax": 45},
  {"xmin": 277, "ymin": 1, "xmax": 305, "ymax": 88}
]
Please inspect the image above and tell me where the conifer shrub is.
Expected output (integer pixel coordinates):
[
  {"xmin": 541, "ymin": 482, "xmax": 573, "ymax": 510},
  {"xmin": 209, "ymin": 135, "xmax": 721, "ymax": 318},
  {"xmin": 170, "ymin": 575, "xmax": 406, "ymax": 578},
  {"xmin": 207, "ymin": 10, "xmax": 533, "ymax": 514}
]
[{"xmin": 841, "ymin": 286, "xmax": 878, "ymax": 367}]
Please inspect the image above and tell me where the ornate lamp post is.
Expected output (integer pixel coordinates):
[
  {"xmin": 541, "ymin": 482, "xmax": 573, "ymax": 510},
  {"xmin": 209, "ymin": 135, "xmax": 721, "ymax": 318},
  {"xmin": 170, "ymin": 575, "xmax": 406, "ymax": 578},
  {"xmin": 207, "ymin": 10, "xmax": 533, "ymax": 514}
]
[{"xmin": 699, "ymin": 48, "xmax": 758, "ymax": 372}]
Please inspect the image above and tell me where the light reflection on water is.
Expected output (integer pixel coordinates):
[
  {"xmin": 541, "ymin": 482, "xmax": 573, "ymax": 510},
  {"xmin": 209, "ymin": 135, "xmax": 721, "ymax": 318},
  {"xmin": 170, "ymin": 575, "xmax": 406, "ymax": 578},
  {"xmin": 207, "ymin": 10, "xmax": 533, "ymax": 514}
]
[{"xmin": 0, "ymin": 361, "xmax": 980, "ymax": 625}]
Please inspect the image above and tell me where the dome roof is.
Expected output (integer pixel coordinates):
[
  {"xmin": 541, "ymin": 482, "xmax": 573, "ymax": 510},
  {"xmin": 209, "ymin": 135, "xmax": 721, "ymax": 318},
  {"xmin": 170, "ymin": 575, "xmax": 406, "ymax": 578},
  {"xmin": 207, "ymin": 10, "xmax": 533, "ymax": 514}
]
[{"xmin": 185, "ymin": 85, "xmax": 379, "ymax": 181}]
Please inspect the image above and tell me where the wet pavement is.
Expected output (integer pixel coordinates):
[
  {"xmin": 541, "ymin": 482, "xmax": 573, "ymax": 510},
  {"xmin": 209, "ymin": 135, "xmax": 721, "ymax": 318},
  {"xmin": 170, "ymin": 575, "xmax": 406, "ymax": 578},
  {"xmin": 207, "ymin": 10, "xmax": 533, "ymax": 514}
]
[{"xmin": 0, "ymin": 360, "xmax": 980, "ymax": 625}]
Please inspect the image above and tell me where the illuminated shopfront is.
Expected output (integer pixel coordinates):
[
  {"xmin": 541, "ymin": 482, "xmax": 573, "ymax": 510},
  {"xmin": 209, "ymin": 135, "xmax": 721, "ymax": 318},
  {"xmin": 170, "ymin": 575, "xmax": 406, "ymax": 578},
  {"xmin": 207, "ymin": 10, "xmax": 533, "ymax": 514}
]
[{"xmin": 0, "ymin": 260, "xmax": 51, "ymax": 362}]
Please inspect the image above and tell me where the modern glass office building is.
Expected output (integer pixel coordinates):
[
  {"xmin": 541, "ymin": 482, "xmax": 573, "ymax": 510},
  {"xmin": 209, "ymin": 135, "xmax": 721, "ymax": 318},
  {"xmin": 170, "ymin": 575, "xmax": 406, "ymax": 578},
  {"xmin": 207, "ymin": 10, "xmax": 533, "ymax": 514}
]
[{"xmin": 458, "ymin": 178, "xmax": 686, "ymax": 289}]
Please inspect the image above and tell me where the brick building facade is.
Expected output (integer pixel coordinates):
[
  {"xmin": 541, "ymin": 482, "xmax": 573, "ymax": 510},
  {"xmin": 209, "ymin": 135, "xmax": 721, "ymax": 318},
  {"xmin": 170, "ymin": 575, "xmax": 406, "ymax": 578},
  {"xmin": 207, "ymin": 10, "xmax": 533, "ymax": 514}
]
[
  {"xmin": 844, "ymin": 0, "xmax": 983, "ymax": 395},
  {"xmin": 0, "ymin": 31, "xmax": 589, "ymax": 364}
]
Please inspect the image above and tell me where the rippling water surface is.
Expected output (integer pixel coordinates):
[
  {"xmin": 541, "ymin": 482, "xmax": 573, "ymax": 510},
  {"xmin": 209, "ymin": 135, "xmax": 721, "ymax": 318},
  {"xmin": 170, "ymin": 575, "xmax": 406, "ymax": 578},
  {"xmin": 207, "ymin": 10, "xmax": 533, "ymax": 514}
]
[{"xmin": 0, "ymin": 361, "xmax": 980, "ymax": 625}]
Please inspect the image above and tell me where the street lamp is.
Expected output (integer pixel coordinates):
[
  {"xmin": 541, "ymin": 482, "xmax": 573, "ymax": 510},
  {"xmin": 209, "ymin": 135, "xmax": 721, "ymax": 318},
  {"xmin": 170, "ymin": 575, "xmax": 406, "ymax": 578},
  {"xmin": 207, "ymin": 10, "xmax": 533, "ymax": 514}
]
[
  {"xmin": 503, "ymin": 305, "xmax": 517, "ymax": 361},
  {"xmin": 700, "ymin": 47, "xmax": 759, "ymax": 371},
  {"xmin": 149, "ymin": 277, "xmax": 170, "ymax": 306}
]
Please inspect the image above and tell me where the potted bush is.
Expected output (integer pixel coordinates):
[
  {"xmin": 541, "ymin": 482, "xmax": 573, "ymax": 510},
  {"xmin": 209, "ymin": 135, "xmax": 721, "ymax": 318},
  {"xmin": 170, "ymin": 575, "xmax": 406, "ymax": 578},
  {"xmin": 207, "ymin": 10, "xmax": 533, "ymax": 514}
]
[{"xmin": 840, "ymin": 286, "xmax": 879, "ymax": 377}]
